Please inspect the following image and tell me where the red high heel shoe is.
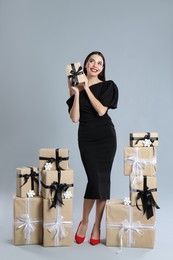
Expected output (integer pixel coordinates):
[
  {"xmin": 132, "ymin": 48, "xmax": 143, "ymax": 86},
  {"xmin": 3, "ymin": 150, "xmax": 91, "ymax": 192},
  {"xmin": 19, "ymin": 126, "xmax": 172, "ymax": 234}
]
[
  {"xmin": 90, "ymin": 227, "xmax": 100, "ymax": 245},
  {"xmin": 90, "ymin": 237, "xmax": 100, "ymax": 245},
  {"xmin": 75, "ymin": 222, "xmax": 85, "ymax": 244}
]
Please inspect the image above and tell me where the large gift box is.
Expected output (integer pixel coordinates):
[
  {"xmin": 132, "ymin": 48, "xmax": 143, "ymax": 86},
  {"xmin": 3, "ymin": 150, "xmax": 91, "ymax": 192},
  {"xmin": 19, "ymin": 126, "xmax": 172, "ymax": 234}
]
[
  {"xmin": 130, "ymin": 132, "xmax": 158, "ymax": 147},
  {"xmin": 106, "ymin": 199, "xmax": 155, "ymax": 249},
  {"xmin": 13, "ymin": 196, "xmax": 43, "ymax": 245},
  {"xmin": 39, "ymin": 148, "xmax": 69, "ymax": 172},
  {"xmin": 16, "ymin": 167, "xmax": 39, "ymax": 197},
  {"xmin": 124, "ymin": 147, "xmax": 157, "ymax": 178},
  {"xmin": 66, "ymin": 62, "xmax": 85, "ymax": 86},
  {"xmin": 43, "ymin": 198, "xmax": 73, "ymax": 246},
  {"xmin": 41, "ymin": 169, "xmax": 74, "ymax": 202}
]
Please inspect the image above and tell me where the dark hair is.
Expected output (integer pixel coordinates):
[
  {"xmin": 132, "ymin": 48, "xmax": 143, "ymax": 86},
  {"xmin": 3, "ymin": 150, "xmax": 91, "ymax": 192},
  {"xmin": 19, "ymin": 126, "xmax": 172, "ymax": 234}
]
[{"xmin": 83, "ymin": 51, "xmax": 106, "ymax": 81}]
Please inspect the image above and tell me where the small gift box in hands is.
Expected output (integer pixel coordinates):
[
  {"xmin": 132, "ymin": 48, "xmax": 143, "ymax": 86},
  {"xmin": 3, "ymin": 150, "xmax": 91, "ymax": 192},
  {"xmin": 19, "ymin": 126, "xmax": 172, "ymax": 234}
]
[{"xmin": 66, "ymin": 62, "xmax": 85, "ymax": 86}]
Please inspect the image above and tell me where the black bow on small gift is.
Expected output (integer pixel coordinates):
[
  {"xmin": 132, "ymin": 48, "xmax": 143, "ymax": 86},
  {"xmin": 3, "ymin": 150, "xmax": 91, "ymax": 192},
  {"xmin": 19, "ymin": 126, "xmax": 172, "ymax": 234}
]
[
  {"xmin": 68, "ymin": 64, "xmax": 83, "ymax": 86},
  {"xmin": 134, "ymin": 132, "xmax": 157, "ymax": 146},
  {"xmin": 135, "ymin": 176, "xmax": 160, "ymax": 219},
  {"xmin": 39, "ymin": 149, "xmax": 69, "ymax": 173},
  {"xmin": 19, "ymin": 167, "xmax": 39, "ymax": 190}
]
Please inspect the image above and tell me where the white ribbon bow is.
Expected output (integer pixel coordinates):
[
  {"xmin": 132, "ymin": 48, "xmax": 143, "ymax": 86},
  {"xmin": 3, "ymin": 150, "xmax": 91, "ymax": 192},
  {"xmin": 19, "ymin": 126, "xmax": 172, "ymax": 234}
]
[
  {"xmin": 17, "ymin": 214, "xmax": 36, "ymax": 243},
  {"xmin": 48, "ymin": 216, "xmax": 68, "ymax": 242},
  {"xmin": 118, "ymin": 219, "xmax": 143, "ymax": 253},
  {"xmin": 125, "ymin": 148, "xmax": 156, "ymax": 188}
]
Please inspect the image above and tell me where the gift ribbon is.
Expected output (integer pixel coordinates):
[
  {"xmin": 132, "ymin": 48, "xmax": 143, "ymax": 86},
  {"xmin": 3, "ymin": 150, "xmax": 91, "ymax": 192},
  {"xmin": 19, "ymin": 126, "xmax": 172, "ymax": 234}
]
[
  {"xmin": 125, "ymin": 147, "xmax": 157, "ymax": 188},
  {"xmin": 133, "ymin": 176, "xmax": 160, "ymax": 219},
  {"xmin": 119, "ymin": 219, "xmax": 143, "ymax": 251},
  {"xmin": 16, "ymin": 214, "xmax": 36, "ymax": 243},
  {"xmin": 39, "ymin": 149, "xmax": 69, "ymax": 175},
  {"xmin": 18, "ymin": 167, "xmax": 39, "ymax": 191},
  {"xmin": 44, "ymin": 203, "xmax": 72, "ymax": 246},
  {"xmin": 41, "ymin": 180, "xmax": 73, "ymax": 207},
  {"xmin": 68, "ymin": 64, "xmax": 83, "ymax": 86},
  {"xmin": 47, "ymin": 216, "xmax": 69, "ymax": 243},
  {"xmin": 131, "ymin": 132, "xmax": 158, "ymax": 146},
  {"xmin": 15, "ymin": 198, "xmax": 42, "ymax": 244}
]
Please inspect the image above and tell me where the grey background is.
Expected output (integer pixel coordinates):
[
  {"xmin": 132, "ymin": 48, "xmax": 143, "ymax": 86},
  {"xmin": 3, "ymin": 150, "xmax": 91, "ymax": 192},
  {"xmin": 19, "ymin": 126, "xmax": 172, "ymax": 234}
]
[{"xmin": 0, "ymin": 0, "xmax": 172, "ymax": 259}]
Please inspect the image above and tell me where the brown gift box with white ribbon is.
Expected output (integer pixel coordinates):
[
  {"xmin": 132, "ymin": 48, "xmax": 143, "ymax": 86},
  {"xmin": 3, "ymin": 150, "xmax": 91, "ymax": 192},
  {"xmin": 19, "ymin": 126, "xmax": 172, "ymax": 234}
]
[
  {"xmin": 124, "ymin": 147, "xmax": 157, "ymax": 177},
  {"xmin": 106, "ymin": 199, "xmax": 155, "ymax": 249},
  {"xmin": 43, "ymin": 198, "xmax": 73, "ymax": 246},
  {"xmin": 13, "ymin": 196, "xmax": 43, "ymax": 245}
]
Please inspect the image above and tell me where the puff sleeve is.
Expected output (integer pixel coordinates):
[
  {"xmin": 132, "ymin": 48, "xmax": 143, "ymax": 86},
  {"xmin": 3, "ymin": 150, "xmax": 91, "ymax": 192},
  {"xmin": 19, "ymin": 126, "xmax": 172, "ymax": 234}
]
[{"xmin": 99, "ymin": 80, "xmax": 118, "ymax": 109}]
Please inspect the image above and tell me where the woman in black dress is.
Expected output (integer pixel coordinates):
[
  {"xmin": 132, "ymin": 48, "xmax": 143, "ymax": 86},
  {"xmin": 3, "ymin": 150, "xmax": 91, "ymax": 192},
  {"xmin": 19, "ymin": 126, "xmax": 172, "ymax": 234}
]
[{"xmin": 66, "ymin": 51, "xmax": 118, "ymax": 245}]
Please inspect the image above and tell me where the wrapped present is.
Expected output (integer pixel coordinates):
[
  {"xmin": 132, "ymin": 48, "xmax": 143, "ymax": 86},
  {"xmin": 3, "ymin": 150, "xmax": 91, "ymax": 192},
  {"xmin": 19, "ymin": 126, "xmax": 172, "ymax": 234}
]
[
  {"xmin": 124, "ymin": 147, "xmax": 157, "ymax": 184},
  {"xmin": 130, "ymin": 176, "xmax": 160, "ymax": 219},
  {"xmin": 41, "ymin": 169, "xmax": 74, "ymax": 205},
  {"xmin": 39, "ymin": 148, "xmax": 69, "ymax": 172},
  {"xmin": 16, "ymin": 167, "xmax": 39, "ymax": 198},
  {"xmin": 13, "ymin": 196, "xmax": 43, "ymax": 245},
  {"xmin": 43, "ymin": 198, "xmax": 73, "ymax": 246},
  {"xmin": 130, "ymin": 132, "xmax": 158, "ymax": 147},
  {"xmin": 66, "ymin": 62, "xmax": 85, "ymax": 86},
  {"xmin": 106, "ymin": 199, "xmax": 155, "ymax": 249}
]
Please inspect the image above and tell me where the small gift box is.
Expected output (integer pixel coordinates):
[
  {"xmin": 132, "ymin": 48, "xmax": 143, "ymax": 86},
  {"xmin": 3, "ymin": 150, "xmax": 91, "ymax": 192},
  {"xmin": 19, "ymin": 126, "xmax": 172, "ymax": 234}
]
[
  {"xmin": 41, "ymin": 169, "xmax": 74, "ymax": 204},
  {"xmin": 13, "ymin": 196, "xmax": 43, "ymax": 245},
  {"xmin": 39, "ymin": 148, "xmax": 69, "ymax": 172},
  {"xmin": 124, "ymin": 147, "xmax": 157, "ymax": 179},
  {"xmin": 43, "ymin": 198, "xmax": 73, "ymax": 246},
  {"xmin": 130, "ymin": 176, "xmax": 160, "ymax": 219},
  {"xmin": 106, "ymin": 199, "xmax": 155, "ymax": 249},
  {"xmin": 16, "ymin": 167, "xmax": 39, "ymax": 198},
  {"xmin": 130, "ymin": 132, "xmax": 158, "ymax": 147},
  {"xmin": 66, "ymin": 62, "xmax": 85, "ymax": 86}
]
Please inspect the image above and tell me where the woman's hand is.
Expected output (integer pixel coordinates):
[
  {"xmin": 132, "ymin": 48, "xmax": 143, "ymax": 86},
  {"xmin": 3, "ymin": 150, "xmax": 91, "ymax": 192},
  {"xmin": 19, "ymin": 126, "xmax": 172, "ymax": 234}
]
[{"xmin": 68, "ymin": 79, "xmax": 79, "ymax": 96}]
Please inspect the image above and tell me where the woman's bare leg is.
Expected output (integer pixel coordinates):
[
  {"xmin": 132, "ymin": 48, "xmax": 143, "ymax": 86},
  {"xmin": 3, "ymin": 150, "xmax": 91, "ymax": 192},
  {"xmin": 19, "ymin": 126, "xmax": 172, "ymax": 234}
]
[
  {"xmin": 76, "ymin": 198, "xmax": 95, "ymax": 237},
  {"xmin": 91, "ymin": 199, "xmax": 106, "ymax": 239}
]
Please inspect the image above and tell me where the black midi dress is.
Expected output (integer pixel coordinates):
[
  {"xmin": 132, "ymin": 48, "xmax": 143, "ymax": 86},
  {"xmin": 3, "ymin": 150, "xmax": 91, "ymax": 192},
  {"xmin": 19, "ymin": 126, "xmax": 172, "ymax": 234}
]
[{"xmin": 66, "ymin": 80, "xmax": 118, "ymax": 200}]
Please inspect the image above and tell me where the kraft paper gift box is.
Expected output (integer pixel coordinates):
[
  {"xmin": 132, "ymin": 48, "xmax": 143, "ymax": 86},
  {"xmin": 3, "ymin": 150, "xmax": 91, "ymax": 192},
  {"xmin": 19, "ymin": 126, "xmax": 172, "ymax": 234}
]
[
  {"xmin": 130, "ymin": 132, "xmax": 159, "ymax": 147},
  {"xmin": 66, "ymin": 62, "xmax": 85, "ymax": 86},
  {"xmin": 16, "ymin": 167, "xmax": 39, "ymax": 197},
  {"xmin": 124, "ymin": 147, "xmax": 157, "ymax": 179},
  {"xmin": 43, "ymin": 198, "xmax": 73, "ymax": 246},
  {"xmin": 41, "ymin": 169, "xmax": 74, "ymax": 201},
  {"xmin": 13, "ymin": 196, "xmax": 43, "ymax": 245},
  {"xmin": 39, "ymin": 148, "xmax": 69, "ymax": 172},
  {"xmin": 106, "ymin": 199, "xmax": 155, "ymax": 249},
  {"xmin": 130, "ymin": 176, "xmax": 160, "ymax": 219}
]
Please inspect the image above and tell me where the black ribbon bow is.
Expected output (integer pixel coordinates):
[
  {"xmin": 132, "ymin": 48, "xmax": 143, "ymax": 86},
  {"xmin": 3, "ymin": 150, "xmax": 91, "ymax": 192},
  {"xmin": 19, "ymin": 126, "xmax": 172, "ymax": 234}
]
[
  {"xmin": 134, "ymin": 132, "xmax": 157, "ymax": 146},
  {"xmin": 41, "ymin": 181, "xmax": 73, "ymax": 208},
  {"xmin": 19, "ymin": 167, "xmax": 39, "ymax": 190},
  {"xmin": 135, "ymin": 176, "xmax": 160, "ymax": 219},
  {"xmin": 68, "ymin": 64, "xmax": 83, "ymax": 86}
]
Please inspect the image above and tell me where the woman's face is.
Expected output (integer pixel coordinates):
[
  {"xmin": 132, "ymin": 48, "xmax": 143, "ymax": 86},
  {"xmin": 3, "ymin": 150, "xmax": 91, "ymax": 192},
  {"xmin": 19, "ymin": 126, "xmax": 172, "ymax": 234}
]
[{"xmin": 85, "ymin": 54, "xmax": 104, "ymax": 78}]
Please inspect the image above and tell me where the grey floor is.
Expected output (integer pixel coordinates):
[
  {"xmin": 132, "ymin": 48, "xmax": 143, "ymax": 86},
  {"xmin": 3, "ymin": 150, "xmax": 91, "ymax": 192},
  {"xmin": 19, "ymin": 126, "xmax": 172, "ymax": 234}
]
[{"xmin": 0, "ymin": 191, "xmax": 170, "ymax": 260}]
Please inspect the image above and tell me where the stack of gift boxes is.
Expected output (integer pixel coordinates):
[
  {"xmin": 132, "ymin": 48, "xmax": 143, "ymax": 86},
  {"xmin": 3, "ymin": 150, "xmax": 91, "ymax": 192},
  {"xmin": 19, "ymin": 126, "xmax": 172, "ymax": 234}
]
[
  {"xmin": 106, "ymin": 132, "xmax": 160, "ymax": 249},
  {"xmin": 13, "ymin": 148, "xmax": 74, "ymax": 247}
]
